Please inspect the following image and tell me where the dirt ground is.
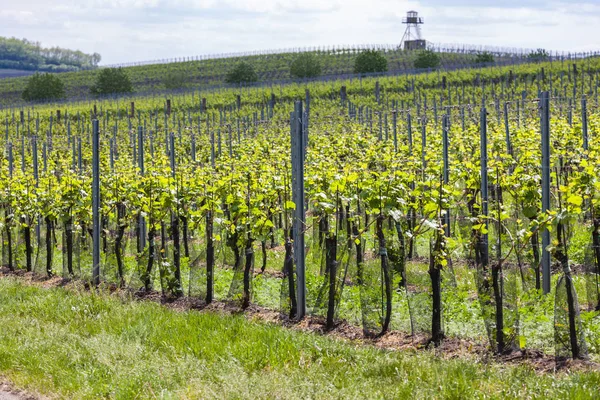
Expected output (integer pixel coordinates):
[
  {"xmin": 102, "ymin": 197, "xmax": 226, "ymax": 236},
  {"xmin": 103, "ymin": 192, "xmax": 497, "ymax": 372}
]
[{"xmin": 0, "ymin": 381, "xmax": 40, "ymax": 400}]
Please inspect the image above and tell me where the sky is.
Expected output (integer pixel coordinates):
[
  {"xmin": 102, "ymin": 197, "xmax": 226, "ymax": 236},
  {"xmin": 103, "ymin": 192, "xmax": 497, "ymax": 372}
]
[{"xmin": 0, "ymin": 0, "xmax": 598, "ymax": 65}]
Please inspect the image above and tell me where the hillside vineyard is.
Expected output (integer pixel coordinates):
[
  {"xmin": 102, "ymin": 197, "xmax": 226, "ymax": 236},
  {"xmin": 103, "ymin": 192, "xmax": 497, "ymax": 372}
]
[{"xmin": 2, "ymin": 57, "xmax": 600, "ymax": 363}]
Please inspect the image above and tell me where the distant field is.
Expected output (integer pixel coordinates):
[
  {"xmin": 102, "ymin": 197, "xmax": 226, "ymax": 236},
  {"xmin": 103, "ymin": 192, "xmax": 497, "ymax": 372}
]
[{"xmin": 0, "ymin": 69, "xmax": 35, "ymax": 79}]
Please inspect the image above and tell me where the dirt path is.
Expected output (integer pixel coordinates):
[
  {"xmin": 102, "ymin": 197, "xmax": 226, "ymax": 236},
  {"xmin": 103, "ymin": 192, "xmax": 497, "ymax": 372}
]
[
  {"xmin": 0, "ymin": 392, "xmax": 22, "ymax": 400},
  {"xmin": 0, "ymin": 382, "xmax": 34, "ymax": 400}
]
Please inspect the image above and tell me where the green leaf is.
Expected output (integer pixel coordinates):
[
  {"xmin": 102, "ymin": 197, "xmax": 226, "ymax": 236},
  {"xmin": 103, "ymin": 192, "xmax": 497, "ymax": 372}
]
[{"xmin": 567, "ymin": 194, "xmax": 583, "ymax": 207}]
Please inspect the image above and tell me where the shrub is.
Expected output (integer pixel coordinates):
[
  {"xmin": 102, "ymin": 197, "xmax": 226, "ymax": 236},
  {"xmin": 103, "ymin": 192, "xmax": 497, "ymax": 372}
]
[
  {"xmin": 414, "ymin": 50, "xmax": 441, "ymax": 69},
  {"xmin": 163, "ymin": 70, "xmax": 187, "ymax": 90},
  {"xmin": 22, "ymin": 73, "xmax": 65, "ymax": 102},
  {"xmin": 290, "ymin": 53, "xmax": 322, "ymax": 79},
  {"xmin": 225, "ymin": 62, "xmax": 258, "ymax": 85},
  {"xmin": 354, "ymin": 50, "xmax": 388, "ymax": 74},
  {"xmin": 475, "ymin": 52, "xmax": 495, "ymax": 64},
  {"xmin": 90, "ymin": 67, "xmax": 133, "ymax": 96}
]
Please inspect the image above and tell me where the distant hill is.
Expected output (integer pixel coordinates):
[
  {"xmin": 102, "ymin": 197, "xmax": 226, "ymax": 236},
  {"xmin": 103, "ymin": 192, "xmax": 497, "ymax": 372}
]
[
  {"xmin": 0, "ymin": 42, "xmax": 591, "ymax": 106},
  {"xmin": 0, "ymin": 37, "xmax": 101, "ymax": 73}
]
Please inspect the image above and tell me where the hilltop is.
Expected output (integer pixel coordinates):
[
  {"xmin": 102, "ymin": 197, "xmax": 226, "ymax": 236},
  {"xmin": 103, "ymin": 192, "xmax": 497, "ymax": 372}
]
[{"xmin": 0, "ymin": 43, "xmax": 557, "ymax": 106}]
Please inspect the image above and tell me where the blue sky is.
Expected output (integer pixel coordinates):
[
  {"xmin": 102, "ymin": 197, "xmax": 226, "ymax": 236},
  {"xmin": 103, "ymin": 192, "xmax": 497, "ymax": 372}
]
[{"xmin": 0, "ymin": 0, "xmax": 597, "ymax": 65}]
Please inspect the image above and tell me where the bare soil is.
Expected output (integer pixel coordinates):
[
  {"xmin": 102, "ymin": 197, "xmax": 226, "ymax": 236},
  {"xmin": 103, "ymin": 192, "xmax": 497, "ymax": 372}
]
[{"xmin": 0, "ymin": 381, "xmax": 42, "ymax": 400}]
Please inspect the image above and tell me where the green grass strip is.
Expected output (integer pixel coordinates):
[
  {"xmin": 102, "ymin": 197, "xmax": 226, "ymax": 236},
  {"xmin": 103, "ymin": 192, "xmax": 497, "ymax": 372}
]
[{"xmin": 0, "ymin": 277, "xmax": 598, "ymax": 399}]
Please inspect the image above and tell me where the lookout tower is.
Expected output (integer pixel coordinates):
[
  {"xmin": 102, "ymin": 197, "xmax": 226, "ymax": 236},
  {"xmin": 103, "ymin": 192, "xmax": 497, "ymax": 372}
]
[{"xmin": 402, "ymin": 11, "xmax": 426, "ymax": 51}]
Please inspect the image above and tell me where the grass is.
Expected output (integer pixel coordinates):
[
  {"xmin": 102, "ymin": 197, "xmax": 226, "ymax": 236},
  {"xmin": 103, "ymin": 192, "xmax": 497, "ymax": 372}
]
[
  {"xmin": 13, "ymin": 225, "xmax": 600, "ymax": 361},
  {"xmin": 0, "ymin": 277, "xmax": 599, "ymax": 399}
]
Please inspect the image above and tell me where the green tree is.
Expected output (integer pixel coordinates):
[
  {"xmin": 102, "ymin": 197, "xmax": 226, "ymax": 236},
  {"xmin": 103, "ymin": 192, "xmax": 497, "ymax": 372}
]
[
  {"xmin": 22, "ymin": 72, "xmax": 65, "ymax": 101},
  {"xmin": 354, "ymin": 50, "xmax": 388, "ymax": 74},
  {"xmin": 225, "ymin": 62, "xmax": 258, "ymax": 85},
  {"xmin": 90, "ymin": 67, "xmax": 133, "ymax": 96},
  {"xmin": 414, "ymin": 50, "xmax": 441, "ymax": 69},
  {"xmin": 528, "ymin": 48, "xmax": 549, "ymax": 62},
  {"xmin": 290, "ymin": 53, "xmax": 322, "ymax": 79},
  {"xmin": 475, "ymin": 52, "xmax": 495, "ymax": 64}
]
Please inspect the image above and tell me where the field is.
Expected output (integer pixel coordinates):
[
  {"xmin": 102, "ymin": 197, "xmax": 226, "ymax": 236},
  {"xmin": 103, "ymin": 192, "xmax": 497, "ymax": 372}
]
[
  {"xmin": 0, "ymin": 44, "xmax": 564, "ymax": 107},
  {"xmin": 0, "ymin": 70, "xmax": 35, "ymax": 79},
  {"xmin": 1, "ymin": 54, "xmax": 600, "ymax": 398}
]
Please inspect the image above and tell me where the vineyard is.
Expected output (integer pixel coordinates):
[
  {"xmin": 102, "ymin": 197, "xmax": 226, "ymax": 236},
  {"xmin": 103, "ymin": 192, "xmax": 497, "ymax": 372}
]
[
  {"xmin": 1, "ymin": 43, "xmax": 594, "ymax": 107},
  {"xmin": 2, "ymin": 55, "xmax": 600, "ymax": 374}
]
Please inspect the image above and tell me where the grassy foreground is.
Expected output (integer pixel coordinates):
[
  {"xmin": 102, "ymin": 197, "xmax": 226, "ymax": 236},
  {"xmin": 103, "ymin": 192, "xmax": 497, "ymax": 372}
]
[{"xmin": 0, "ymin": 278, "xmax": 598, "ymax": 399}]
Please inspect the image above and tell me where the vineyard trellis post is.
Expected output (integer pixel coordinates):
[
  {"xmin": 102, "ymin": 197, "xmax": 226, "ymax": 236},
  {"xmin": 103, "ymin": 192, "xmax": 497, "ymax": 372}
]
[
  {"xmin": 504, "ymin": 102, "xmax": 513, "ymax": 160},
  {"xmin": 407, "ymin": 111, "xmax": 413, "ymax": 153},
  {"xmin": 92, "ymin": 119, "xmax": 101, "ymax": 286},
  {"xmin": 291, "ymin": 100, "xmax": 306, "ymax": 319},
  {"xmin": 7, "ymin": 142, "xmax": 13, "ymax": 177},
  {"xmin": 481, "ymin": 105, "xmax": 489, "ymax": 266},
  {"xmin": 421, "ymin": 118, "xmax": 427, "ymax": 169},
  {"xmin": 541, "ymin": 91, "xmax": 551, "ymax": 294},
  {"xmin": 392, "ymin": 111, "xmax": 397, "ymax": 152},
  {"xmin": 442, "ymin": 114, "xmax": 450, "ymax": 237},
  {"xmin": 32, "ymin": 135, "xmax": 41, "ymax": 244},
  {"xmin": 170, "ymin": 132, "xmax": 182, "ymax": 295},
  {"xmin": 582, "ymin": 96, "xmax": 588, "ymax": 151},
  {"xmin": 138, "ymin": 126, "xmax": 147, "ymax": 251}
]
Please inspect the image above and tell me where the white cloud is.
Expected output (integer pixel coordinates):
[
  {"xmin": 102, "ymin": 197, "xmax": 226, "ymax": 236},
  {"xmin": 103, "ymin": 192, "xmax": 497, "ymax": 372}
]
[{"xmin": 0, "ymin": 0, "xmax": 597, "ymax": 64}]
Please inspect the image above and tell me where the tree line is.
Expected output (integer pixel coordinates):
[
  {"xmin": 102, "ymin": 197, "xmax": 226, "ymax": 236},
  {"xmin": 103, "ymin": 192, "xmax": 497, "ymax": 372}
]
[{"xmin": 0, "ymin": 37, "xmax": 101, "ymax": 72}]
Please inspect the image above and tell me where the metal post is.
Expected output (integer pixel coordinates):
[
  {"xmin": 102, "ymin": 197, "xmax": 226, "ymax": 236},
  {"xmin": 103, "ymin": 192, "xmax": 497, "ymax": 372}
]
[
  {"xmin": 170, "ymin": 132, "xmax": 181, "ymax": 292},
  {"xmin": 384, "ymin": 113, "xmax": 388, "ymax": 141},
  {"xmin": 291, "ymin": 101, "xmax": 306, "ymax": 319},
  {"xmin": 78, "ymin": 137, "xmax": 82, "ymax": 174},
  {"xmin": 480, "ymin": 106, "xmax": 489, "ymax": 266},
  {"xmin": 228, "ymin": 124, "xmax": 232, "ymax": 157},
  {"xmin": 407, "ymin": 112, "xmax": 413, "ymax": 153},
  {"xmin": 92, "ymin": 119, "xmax": 101, "ymax": 286},
  {"xmin": 21, "ymin": 135, "xmax": 25, "ymax": 173},
  {"xmin": 392, "ymin": 111, "xmax": 397, "ymax": 152},
  {"xmin": 138, "ymin": 126, "xmax": 145, "ymax": 174},
  {"xmin": 138, "ymin": 126, "xmax": 146, "ymax": 251},
  {"xmin": 582, "ymin": 96, "xmax": 589, "ymax": 151},
  {"xmin": 421, "ymin": 118, "xmax": 427, "ymax": 170},
  {"xmin": 442, "ymin": 114, "xmax": 450, "ymax": 237},
  {"xmin": 109, "ymin": 138, "xmax": 115, "ymax": 171},
  {"xmin": 504, "ymin": 102, "xmax": 513, "ymax": 159},
  {"xmin": 170, "ymin": 133, "xmax": 176, "ymax": 175},
  {"xmin": 42, "ymin": 143, "xmax": 47, "ymax": 172},
  {"xmin": 191, "ymin": 135, "xmax": 196, "ymax": 163},
  {"xmin": 8, "ymin": 142, "xmax": 13, "ymax": 178},
  {"xmin": 303, "ymin": 108, "xmax": 309, "ymax": 160},
  {"xmin": 541, "ymin": 91, "xmax": 551, "ymax": 294},
  {"xmin": 217, "ymin": 128, "xmax": 222, "ymax": 157},
  {"xmin": 210, "ymin": 129, "xmax": 215, "ymax": 168},
  {"xmin": 32, "ymin": 136, "xmax": 39, "ymax": 184}
]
